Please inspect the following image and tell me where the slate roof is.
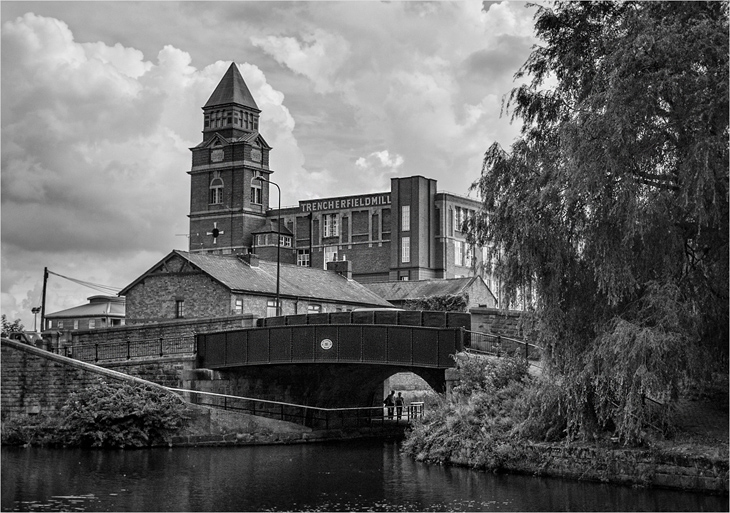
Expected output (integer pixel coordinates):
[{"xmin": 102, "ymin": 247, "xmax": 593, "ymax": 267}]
[
  {"xmin": 46, "ymin": 296, "xmax": 125, "ymax": 319},
  {"xmin": 252, "ymin": 219, "xmax": 293, "ymax": 236},
  {"xmin": 191, "ymin": 131, "xmax": 270, "ymax": 150},
  {"xmin": 363, "ymin": 277, "xmax": 484, "ymax": 302},
  {"xmin": 121, "ymin": 250, "xmax": 392, "ymax": 308},
  {"xmin": 204, "ymin": 63, "xmax": 259, "ymax": 111}
]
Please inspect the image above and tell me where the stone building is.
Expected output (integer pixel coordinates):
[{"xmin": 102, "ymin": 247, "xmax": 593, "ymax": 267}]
[{"xmin": 119, "ymin": 250, "xmax": 391, "ymax": 324}]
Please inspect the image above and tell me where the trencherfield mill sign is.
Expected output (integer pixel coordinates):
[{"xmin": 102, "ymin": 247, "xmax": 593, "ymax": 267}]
[{"xmin": 299, "ymin": 193, "xmax": 391, "ymax": 213}]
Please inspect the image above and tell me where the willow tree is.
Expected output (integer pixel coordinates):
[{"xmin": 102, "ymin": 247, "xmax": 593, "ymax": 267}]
[{"xmin": 467, "ymin": 1, "xmax": 728, "ymax": 442}]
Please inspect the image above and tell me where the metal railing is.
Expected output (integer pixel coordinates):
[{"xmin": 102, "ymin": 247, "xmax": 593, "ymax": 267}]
[
  {"xmin": 50, "ymin": 337, "xmax": 196, "ymax": 363},
  {"xmin": 166, "ymin": 388, "xmax": 424, "ymax": 430},
  {"xmin": 464, "ymin": 330, "xmax": 541, "ymax": 361}
]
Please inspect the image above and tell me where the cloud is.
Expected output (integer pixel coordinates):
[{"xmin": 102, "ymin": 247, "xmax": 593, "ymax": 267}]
[
  {"xmin": 251, "ymin": 29, "xmax": 351, "ymax": 94},
  {"xmin": 0, "ymin": 12, "xmax": 306, "ymax": 326}
]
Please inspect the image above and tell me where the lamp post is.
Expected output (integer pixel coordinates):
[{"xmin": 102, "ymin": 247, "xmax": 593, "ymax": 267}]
[
  {"xmin": 31, "ymin": 307, "xmax": 41, "ymax": 331},
  {"xmin": 254, "ymin": 176, "xmax": 281, "ymax": 316}
]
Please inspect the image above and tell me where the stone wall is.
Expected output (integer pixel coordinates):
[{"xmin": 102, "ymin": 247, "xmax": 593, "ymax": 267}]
[
  {"xmin": 71, "ymin": 315, "xmax": 256, "ymax": 345},
  {"xmin": 0, "ymin": 339, "xmax": 180, "ymax": 420},
  {"xmin": 499, "ymin": 442, "xmax": 729, "ymax": 494},
  {"xmin": 469, "ymin": 307, "xmax": 527, "ymax": 339}
]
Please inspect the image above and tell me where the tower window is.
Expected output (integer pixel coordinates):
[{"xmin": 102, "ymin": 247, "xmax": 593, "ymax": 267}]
[
  {"xmin": 210, "ymin": 175, "xmax": 224, "ymax": 204},
  {"xmin": 251, "ymin": 171, "xmax": 262, "ymax": 204},
  {"xmin": 175, "ymin": 300, "xmax": 185, "ymax": 318}
]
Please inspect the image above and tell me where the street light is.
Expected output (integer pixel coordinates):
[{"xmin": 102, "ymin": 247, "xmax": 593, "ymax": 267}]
[
  {"xmin": 31, "ymin": 307, "xmax": 41, "ymax": 331},
  {"xmin": 254, "ymin": 175, "xmax": 281, "ymax": 316}
]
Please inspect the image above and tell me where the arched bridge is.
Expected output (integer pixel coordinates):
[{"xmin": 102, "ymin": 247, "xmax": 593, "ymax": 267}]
[{"xmin": 194, "ymin": 310, "xmax": 470, "ymax": 408}]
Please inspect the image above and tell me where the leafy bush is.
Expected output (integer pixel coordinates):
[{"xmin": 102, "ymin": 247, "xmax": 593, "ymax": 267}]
[
  {"xmin": 402, "ymin": 355, "xmax": 530, "ymax": 469},
  {"xmin": 1, "ymin": 379, "xmax": 188, "ymax": 448},
  {"xmin": 59, "ymin": 379, "xmax": 188, "ymax": 448},
  {"xmin": 1, "ymin": 415, "xmax": 60, "ymax": 446}
]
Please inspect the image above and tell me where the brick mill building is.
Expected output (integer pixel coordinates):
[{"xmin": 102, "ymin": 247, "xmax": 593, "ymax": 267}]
[{"xmin": 188, "ymin": 63, "xmax": 494, "ymax": 283}]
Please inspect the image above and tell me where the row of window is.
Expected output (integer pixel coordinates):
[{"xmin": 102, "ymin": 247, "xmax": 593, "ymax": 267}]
[
  {"xmin": 176, "ymin": 298, "xmax": 324, "ymax": 319},
  {"xmin": 255, "ymin": 233, "xmax": 292, "ymax": 247},
  {"xmin": 210, "ymin": 171, "xmax": 263, "ymax": 206},
  {"xmin": 49, "ymin": 318, "xmax": 125, "ymax": 330},
  {"xmin": 204, "ymin": 109, "xmax": 259, "ymax": 131}
]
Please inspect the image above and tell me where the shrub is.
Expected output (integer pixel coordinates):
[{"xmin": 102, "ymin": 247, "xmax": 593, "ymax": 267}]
[
  {"xmin": 402, "ymin": 355, "xmax": 531, "ymax": 470},
  {"xmin": 1, "ymin": 415, "xmax": 61, "ymax": 446},
  {"xmin": 58, "ymin": 379, "xmax": 188, "ymax": 448}
]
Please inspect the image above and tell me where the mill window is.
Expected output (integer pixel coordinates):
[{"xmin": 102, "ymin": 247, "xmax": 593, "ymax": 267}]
[
  {"xmin": 401, "ymin": 205, "xmax": 410, "ymax": 231},
  {"xmin": 297, "ymin": 249, "xmax": 310, "ymax": 267},
  {"xmin": 323, "ymin": 214, "xmax": 339, "ymax": 237},
  {"xmin": 401, "ymin": 237, "xmax": 410, "ymax": 263},
  {"xmin": 324, "ymin": 246, "xmax": 338, "ymax": 269}
]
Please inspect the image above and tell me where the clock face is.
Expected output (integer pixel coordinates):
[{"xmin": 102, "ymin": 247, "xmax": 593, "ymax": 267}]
[{"xmin": 251, "ymin": 148, "xmax": 262, "ymax": 162}]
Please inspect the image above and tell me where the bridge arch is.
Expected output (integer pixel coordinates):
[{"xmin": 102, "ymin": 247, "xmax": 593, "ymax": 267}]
[{"xmin": 206, "ymin": 363, "xmax": 446, "ymax": 409}]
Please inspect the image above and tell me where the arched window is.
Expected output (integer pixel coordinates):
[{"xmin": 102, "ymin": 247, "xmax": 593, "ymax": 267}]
[{"xmin": 210, "ymin": 176, "xmax": 224, "ymax": 204}]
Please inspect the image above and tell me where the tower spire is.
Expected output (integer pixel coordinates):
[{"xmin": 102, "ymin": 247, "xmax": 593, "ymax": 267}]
[{"xmin": 204, "ymin": 62, "xmax": 259, "ymax": 110}]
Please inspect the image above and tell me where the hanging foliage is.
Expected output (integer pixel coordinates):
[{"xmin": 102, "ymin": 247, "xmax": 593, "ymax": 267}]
[{"xmin": 466, "ymin": 1, "xmax": 728, "ymax": 443}]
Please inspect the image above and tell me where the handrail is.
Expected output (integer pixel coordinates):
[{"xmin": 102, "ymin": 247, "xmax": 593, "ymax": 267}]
[
  {"xmin": 165, "ymin": 387, "xmax": 424, "ymax": 429},
  {"xmin": 464, "ymin": 330, "xmax": 541, "ymax": 349}
]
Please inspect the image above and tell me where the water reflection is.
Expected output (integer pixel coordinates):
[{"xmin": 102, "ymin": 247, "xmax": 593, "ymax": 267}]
[{"xmin": 2, "ymin": 441, "xmax": 727, "ymax": 512}]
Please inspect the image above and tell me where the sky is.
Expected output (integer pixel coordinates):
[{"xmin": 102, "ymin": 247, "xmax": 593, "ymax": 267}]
[{"xmin": 1, "ymin": 1, "xmax": 540, "ymax": 330}]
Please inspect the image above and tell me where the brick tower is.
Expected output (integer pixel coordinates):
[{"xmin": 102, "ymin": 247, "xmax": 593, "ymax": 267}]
[{"xmin": 188, "ymin": 63, "xmax": 273, "ymax": 254}]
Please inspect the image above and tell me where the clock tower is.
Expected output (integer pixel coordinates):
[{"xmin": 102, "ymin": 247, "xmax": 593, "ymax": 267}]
[{"xmin": 188, "ymin": 63, "xmax": 273, "ymax": 254}]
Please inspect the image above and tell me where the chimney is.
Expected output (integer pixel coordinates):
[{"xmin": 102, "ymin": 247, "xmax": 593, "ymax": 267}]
[
  {"xmin": 327, "ymin": 260, "xmax": 352, "ymax": 280},
  {"xmin": 239, "ymin": 253, "xmax": 259, "ymax": 267}
]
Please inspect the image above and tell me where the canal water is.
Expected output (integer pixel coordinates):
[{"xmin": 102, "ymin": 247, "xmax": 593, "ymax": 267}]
[{"xmin": 2, "ymin": 440, "xmax": 726, "ymax": 512}]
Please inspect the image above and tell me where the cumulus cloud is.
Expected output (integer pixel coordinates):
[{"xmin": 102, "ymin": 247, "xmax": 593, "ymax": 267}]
[
  {"xmin": 251, "ymin": 29, "xmax": 351, "ymax": 94},
  {"xmin": 1, "ymin": 12, "xmax": 306, "ymax": 326}
]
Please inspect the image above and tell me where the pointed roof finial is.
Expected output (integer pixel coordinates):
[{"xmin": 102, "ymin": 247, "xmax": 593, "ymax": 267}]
[{"xmin": 204, "ymin": 62, "xmax": 259, "ymax": 111}]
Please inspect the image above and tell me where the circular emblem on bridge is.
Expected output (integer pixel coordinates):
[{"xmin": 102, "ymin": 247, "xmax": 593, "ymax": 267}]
[{"xmin": 320, "ymin": 338, "xmax": 333, "ymax": 350}]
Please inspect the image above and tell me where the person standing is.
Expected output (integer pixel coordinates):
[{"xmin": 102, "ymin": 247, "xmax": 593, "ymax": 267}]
[
  {"xmin": 383, "ymin": 390, "xmax": 395, "ymax": 420},
  {"xmin": 395, "ymin": 392, "xmax": 404, "ymax": 420}
]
